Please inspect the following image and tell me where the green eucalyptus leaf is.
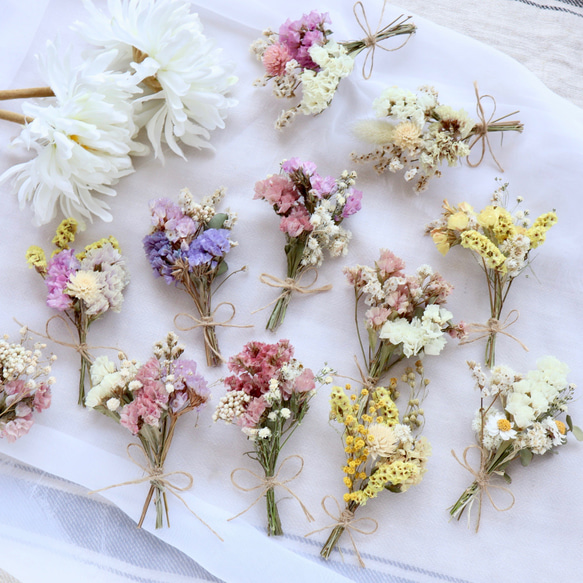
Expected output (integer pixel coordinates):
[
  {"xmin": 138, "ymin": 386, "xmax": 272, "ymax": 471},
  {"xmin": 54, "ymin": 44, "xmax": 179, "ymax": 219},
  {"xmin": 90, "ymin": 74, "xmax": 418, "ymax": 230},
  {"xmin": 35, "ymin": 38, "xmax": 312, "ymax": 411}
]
[
  {"xmin": 216, "ymin": 260, "xmax": 228, "ymax": 277},
  {"xmin": 566, "ymin": 415, "xmax": 574, "ymax": 432},
  {"xmin": 207, "ymin": 213, "xmax": 228, "ymax": 229},
  {"xmin": 520, "ymin": 448, "xmax": 533, "ymax": 467},
  {"xmin": 502, "ymin": 472, "xmax": 512, "ymax": 484},
  {"xmin": 572, "ymin": 425, "xmax": 583, "ymax": 441}
]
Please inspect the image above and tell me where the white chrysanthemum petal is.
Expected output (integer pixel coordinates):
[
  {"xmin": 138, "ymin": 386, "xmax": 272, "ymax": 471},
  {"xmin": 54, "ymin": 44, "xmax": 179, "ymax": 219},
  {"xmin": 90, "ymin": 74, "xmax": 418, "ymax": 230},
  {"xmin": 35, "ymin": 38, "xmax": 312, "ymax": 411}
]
[{"xmin": 76, "ymin": 0, "xmax": 237, "ymax": 161}]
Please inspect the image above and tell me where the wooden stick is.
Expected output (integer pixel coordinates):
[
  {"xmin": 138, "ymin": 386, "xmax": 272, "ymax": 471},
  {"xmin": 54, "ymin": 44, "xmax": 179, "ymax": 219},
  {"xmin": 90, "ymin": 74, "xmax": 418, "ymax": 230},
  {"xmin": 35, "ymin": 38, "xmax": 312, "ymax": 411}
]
[
  {"xmin": 0, "ymin": 87, "xmax": 54, "ymax": 101},
  {"xmin": 0, "ymin": 109, "xmax": 32, "ymax": 125}
]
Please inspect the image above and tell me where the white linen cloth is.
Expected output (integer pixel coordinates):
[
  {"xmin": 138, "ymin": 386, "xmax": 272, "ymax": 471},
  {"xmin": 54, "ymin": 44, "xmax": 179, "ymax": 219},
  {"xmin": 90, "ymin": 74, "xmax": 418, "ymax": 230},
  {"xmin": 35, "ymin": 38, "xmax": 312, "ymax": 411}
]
[{"xmin": 1, "ymin": 1, "xmax": 582, "ymax": 582}]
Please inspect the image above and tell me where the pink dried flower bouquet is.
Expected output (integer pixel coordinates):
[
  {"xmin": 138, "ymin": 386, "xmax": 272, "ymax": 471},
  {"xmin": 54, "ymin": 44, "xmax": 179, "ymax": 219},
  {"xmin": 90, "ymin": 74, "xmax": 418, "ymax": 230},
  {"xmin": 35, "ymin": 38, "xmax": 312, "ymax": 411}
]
[
  {"xmin": 214, "ymin": 339, "xmax": 331, "ymax": 536},
  {"xmin": 0, "ymin": 327, "xmax": 55, "ymax": 442},
  {"xmin": 86, "ymin": 332, "xmax": 209, "ymax": 529}
]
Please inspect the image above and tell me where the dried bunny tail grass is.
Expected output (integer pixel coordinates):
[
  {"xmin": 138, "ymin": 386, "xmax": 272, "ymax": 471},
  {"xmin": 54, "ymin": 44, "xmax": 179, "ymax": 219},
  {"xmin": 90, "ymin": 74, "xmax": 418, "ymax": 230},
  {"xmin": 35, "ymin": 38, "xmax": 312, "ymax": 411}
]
[{"xmin": 352, "ymin": 119, "xmax": 395, "ymax": 145}]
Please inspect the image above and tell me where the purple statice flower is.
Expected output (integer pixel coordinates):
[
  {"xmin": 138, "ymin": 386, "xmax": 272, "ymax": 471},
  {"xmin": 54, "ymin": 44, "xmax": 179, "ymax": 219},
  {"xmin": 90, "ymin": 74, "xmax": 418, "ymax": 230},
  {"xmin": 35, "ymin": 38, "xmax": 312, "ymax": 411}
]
[
  {"xmin": 187, "ymin": 228, "xmax": 231, "ymax": 268},
  {"xmin": 143, "ymin": 231, "xmax": 184, "ymax": 284},
  {"xmin": 149, "ymin": 198, "xmax": 197, "ymax": 242},
  {"xmin": 279, "ymin": 11, "xmax": 330, "ymax": 70},
  {"xmin": 282, "ymin": 157, "xmax": 317, "ymax": 176},
  {"xmin": 342, "ymin": 188, "xmax": 363, "ymax": 218},
  {"xmin": 45, "ymin": 249, "xmax": 80, "ymax": 311},
  {"xmin": 173, "ymin": 359, "xmax": 209, "ymax": 397},
  {"xmin": 310, "ymin": 173, "xmax": 336, "ymax": 197}
]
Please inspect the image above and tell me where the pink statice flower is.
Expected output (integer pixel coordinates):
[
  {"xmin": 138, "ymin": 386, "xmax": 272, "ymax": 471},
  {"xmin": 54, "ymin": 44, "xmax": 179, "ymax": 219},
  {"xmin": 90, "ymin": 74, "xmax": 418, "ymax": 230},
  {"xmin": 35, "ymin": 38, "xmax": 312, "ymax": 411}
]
[
  {"xmin": 0, "ymin": 417, "xmax": 34, "ymax": 443},
  {"xmin": 32, "ymin": 383, "xmax": 52, "ymax": 412},
  {"xmin": 253, "ymin": 174, "xmax": 299, "ymax": 214},
  {"xmin": 365, "ymin": 306, "xmax": 391, "ymax": 329},
  {"xmin": 262, "ymin": 43, "xmax": 292, "ymax": 76},
  {"xmin": 310, "ymin": 173, "xmax": 336, "ymax": 197},
  {"xmin": 278, "ymin": 11, "xmax": 330, "ymax": 70},
  {"xmin": 376, "ymin": 249, "xmax": 405, "ymax": 277},
  {"xmin": 342, "ymin": 189, "xmax": 363, "ymax": 218},
  {"xmin": 280, "ymin": 205, "xmax": 313, "ymax": 237}
]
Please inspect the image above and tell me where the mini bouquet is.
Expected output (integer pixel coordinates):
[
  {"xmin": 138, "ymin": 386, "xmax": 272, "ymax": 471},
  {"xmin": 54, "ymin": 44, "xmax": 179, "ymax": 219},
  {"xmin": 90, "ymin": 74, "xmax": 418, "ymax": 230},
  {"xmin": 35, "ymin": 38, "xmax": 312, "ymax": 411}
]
[
  {"xmin": 76, "ymin": 0, "xmax": 237, "ymax": 160},
  {"xmin": 450, "ymin": 358, "xmax": 582, "ymax": 530},
  {"xmin": 426, "ymin": 184, "xmax": 557, "ymax": 367},
  {"xmin": 143, "ymin": 187, "xmax": 243, "ymax": 367},
  {"xmin": 0, "ymin": 328, "xmax": 55, "ymax": 442},
  {"xmin": 254, "ymin": 158, "xmax": 362, "ymax": 331},
  {"xmin": 352, "ymin": 85, "xmax": 523, "ymax": 192},
  {"xmin": 213, "ymin": 340, "xmax": 329, "ymax": 536},
  {"xmin": 86, "ymin": 332, "xmax": 211, "ymax": 530},
  {"xmin": 26, "ymin": 218, "xmax": 129, "ymax": 405},
  {"xmin": 318, "ymin": 366, "xmax": 430, "ymax": 565},
  {"xmin": 343, "ymin": 249, "xmax": 466, "ymax": 385},
  {"xmin": 0, "ymin": 41, "xmax": 145, "ymax": 226},
  {"xmin": 251, "ymin": 7, "xmax": 415, "ymax": 129}
]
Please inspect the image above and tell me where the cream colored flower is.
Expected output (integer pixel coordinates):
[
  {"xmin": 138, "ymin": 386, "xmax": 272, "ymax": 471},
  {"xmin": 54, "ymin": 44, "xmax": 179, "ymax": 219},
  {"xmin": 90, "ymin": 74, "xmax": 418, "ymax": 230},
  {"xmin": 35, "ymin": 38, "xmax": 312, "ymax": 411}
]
[
  {"xmin": 367, "ymin": 423, "xmax": 397, "ymax": 458},
  {"xmin": 67, "ymin": 270, "xmax": 106, "ymax": 310},
  {"xmin": 392, "ymin": 121, "xmax": 423, "ymax": 151}
]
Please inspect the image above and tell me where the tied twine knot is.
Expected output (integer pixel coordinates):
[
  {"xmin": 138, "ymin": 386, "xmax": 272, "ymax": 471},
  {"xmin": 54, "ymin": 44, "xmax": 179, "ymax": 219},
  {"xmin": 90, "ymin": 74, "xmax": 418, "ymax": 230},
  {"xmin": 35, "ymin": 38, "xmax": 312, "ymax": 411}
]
[
  {"xmin": 305, "ymin": 495, "xmax": 378, "ymax": 568},
  {"xmin": 228, "ymin": 455, "xmax": 314, "ymax": 524},
  {"xmin": 467, "ymin": 81, "xmax": 522, "ymax": 172},
  {"xmin": 353, "ymin": 1, "xmax": 414, "ymax": 80},
  {"xmin": 253, "ymin": 269, "xmax": 332, "ymax": 313},
  {"xmin": 459, "ymin": 309, "xmax": 528, "ymax": 352},
  {"xmin": 89, "ymin": 443, "xmax": 223, "ymax": 540},
  {"xmin": 17, "ymin": 315, "xmax": 124, "ymax": 362},
  {"xmin": 174, "ymin": 301, "xmax": 252, "ymax": 362},
  {"xmin": 452, "ymin": 445, "xmax": 515, "ymax": 532}
]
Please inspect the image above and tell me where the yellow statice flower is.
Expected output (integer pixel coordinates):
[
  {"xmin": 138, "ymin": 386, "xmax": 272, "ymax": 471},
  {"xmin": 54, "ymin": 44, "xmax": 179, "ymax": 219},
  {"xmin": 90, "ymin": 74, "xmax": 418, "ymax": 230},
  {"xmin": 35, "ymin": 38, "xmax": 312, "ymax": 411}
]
[
  {"xmin": 477, "ymin": 205, "xmax": 502, "ymax": 229},
  {"xmin": 52, "ymin": 218, "xmax": 78, "ymax": 249},
  {"xmin": 526, "ymin": 212, "xmax": 558, "ymax": 249},
  {"xmin": 371, "ymin": 388, "xmax": 400, "ymax": 426},
  {"xmin": 25, "ymin": 246, "xmax": 47, "ymax": 275},
  {"xmin": 460, "ymin": 230, "xmax": 507, "ymax": 271},
  {"xmin": 492, "ymin": 208, "xmax": 517, "ymax": 243},
  {"xmin": 329, "ymin": 385, "xmax": 354, "ymax": 424},
  {"xmin": 432, "ymin": 231, "xmax": 451, "ymax": 256}
]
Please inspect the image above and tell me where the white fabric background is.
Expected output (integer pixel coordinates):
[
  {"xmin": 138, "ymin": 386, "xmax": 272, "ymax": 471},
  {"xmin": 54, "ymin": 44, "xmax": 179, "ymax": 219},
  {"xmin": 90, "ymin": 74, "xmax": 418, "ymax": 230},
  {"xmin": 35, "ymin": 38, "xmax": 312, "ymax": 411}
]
[{"xmin": 1, "ymin": 1, "xmax": 582, "ymax": 582}]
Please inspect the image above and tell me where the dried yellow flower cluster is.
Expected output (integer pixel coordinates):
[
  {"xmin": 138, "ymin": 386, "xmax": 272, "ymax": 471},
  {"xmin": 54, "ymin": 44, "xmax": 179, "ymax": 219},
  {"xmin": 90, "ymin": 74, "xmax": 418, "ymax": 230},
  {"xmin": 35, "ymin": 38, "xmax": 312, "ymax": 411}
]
[{"xmin": 330, "ymin": 381, "xmax": 430, "ymax": 507}]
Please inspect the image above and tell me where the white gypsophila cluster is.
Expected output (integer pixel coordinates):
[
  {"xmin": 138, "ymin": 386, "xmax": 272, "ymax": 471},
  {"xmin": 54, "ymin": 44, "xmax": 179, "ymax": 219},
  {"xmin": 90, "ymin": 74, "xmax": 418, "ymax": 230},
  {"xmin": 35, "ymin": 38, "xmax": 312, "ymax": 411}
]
[
  {"xmin": 468, "ymin": 361, "xmax": 488, "ymax": 393},
  {"xmin": 471, "ymin": 410, "xmax": 503, "ymax": 452},
  {"xmin": 489, "ymin": 365, "xmax": 519, "ymax": 397},
  {"xmin": 505, "ymin": 357, "xmax": 569, "ymax": 429},
  {"xmin": 298, "ymin": 41, "xmax": 354, "ymax": 116},
  {"xmin": 263, "ymin": 382, "xmax": 281, "ymax": 406},
  {"xmin": 280, "ymin": 360, "xmax": 303, "ymax": 384},
  {"xmin": 258, "ymin": 427, "xmax": 272, "ymax": 439},
  {"xmin": 379, "ymin": 304, "xmax": 452, "ymax": 358},
  {"xmin": 212, "ymin": 389, "xmax": 251, "ymax": 423},
  {"xmin": 302, "ymin": 206, "xmax": 351, "ymax": 267},
  {"xmin": 500, "ymin": 234, "xmax": 531, "ymax": 277},
  {"xmin": 392, "ymin": 423, "xmax": 414, "ymax": 448},
  {"xmin": 0, "ymin": 41, "xmax": 145, "ymax": 227},
  {"xmin": 373, "ymin": 87, "xmax": 431, "ymax": 126},
  {"xmin": 272, "ymin": 60, "xmax": 300, "ymax": 98},
  {"xmin": 85, "ymin": 356, "xmax": 140, "ymax": 408},
  {"xmin": 518, "ymin": 422, "xmax": 553, "ymax": 455},
  {"xmin": 77, "ymin": 0, "xmax": 237, "ymax": 160}
]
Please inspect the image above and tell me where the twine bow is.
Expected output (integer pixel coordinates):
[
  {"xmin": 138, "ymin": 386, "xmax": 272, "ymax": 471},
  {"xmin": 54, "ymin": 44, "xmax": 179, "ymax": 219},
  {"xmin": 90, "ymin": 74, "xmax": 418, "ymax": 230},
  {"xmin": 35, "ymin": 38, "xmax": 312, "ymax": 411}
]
[
  {"xmin": 353, "ymin": 2, "xmax": 414, "ymax": 79},
  {"xmin": 452, "ymin": 445, "xmax": 515, "ymax": 532},
  {"xmin": 305, "ymin": 496, "xmax": 378, "ymax": 568},
  {"xmin": 228, "ymin": 455, "xmax": 314, "ymax": 523},
  {"xmin": 174, "ymin": 301, "xmax": 252, "ymax": 361},
  {"xmin": 17, "ymin": 315, "xmax": 124, "ymax": 362},
  {"xmin": 467, "ymin": 81, "xmax": 521, "ymax": 172},
  {"xmin": 89, "ymin": 443, "xmax": 223, "ymax": 540},
  {"xmin": 459, "ymin": 309, "xmax": 528, "ymax": 352},
  {"xmin": 253, "ymin": 269, "xmax": 333, "ymax": 313}
]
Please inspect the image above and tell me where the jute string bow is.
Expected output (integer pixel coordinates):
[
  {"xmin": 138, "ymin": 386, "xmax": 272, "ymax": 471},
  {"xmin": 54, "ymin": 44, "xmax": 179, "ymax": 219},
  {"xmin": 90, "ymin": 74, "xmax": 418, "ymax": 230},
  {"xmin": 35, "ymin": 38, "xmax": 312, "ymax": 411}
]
[
  {"xmin": 467, "ymin": 81, "xmax": 522, "ymax": 172},
  {"xmin": 174, "ymin": 301, "xmax": 252, "ymax": 361},
  {"xmin": 228, "ymin": 454, "xmax": 314, "ymax": 523},
  {"xmin": 353, "ymin": 1, "xmax": 414, "ymax": 80},
  {"xmin": 17, "ymin": 315, "xmax": 124, "ymax": 361},
  {"xmin": 459, "ymin": 309, "xmax": 528, "ymax": 352},
  {"xmin": 305, "ymin": 495, "xmax": 378, "ymax": 568},
  {"xmin": 89, "ymin": 443, "xmax": 223, "ymax": 539},
  {"xmin": 452, "ymin": 445, "xmax": 515, "ymax": 532},
  {"xmin": 253, "ymin": 269, "xmax": 333, "ymax": 313}
]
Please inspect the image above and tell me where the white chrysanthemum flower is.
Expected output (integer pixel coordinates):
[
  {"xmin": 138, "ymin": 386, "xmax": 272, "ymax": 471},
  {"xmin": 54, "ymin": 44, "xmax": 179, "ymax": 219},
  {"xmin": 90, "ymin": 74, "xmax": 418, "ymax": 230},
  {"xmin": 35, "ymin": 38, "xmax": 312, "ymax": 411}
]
[
  {"xmin": 76, "ymin": 0, "xmax": 238, "ymax": 160},
  {"xmin": 0, "ymin": 41, "xmax": 144, "ymax": 226}
]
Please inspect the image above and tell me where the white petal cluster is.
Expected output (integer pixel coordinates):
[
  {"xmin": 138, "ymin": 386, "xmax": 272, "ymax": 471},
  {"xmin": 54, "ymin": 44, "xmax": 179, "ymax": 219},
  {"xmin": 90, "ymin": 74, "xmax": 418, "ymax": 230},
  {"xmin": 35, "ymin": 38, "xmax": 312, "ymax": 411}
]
[
  {"xmin": 86, "ymin": 356, "xmax": 140, "ymax": 408},
  {"xmin": 379, "ymin": 304, "xmax": 452, "ymax": 358},
  {"xmin": 212, "ymin": 390, "xmax": 251, "ymax": 424},
  {"xmin": 77, "ymin": 0, "xmax": 237, "ymax": 160},
  {"xmin": 298, "ymin": 41, "xmax": 354, "ymax": 116},
  {"xmin": 0, "ymin": 42, "xmax": 144, "ymax": 226}
]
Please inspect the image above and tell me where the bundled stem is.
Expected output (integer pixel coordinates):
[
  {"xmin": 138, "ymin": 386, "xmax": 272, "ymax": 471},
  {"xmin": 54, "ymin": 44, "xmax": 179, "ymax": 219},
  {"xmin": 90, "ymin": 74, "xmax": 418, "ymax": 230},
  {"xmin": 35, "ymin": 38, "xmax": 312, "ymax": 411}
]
[{"xmin": 0, "ymin": 87, "xmax": 54, "ymax": 100}]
